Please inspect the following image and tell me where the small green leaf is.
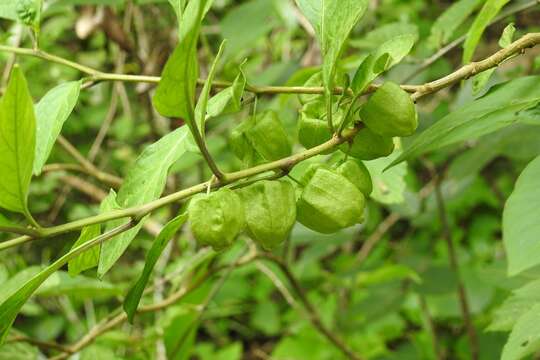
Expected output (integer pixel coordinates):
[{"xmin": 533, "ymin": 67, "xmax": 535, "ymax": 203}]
[
  {"xmin": 501, "ymin": 303, "xmax": 540, "ymax": 360},
  {"xmin": 152, "ymin": 0, "xmax": 212, "ymax": 118},
  {"xmin": 350, "ymin": 22, "xmax": 418, "ymax": 50},
  {"xmin": 98, "ymin": 127, "xmax": 190, "ymax": 277},
  {"xmin": 503, "ymin": 155, "xmax": 540, "ymax": 276},
  {"xmin": 0, "ymin": 66, "xmax": 36, "ymax": 217},
  {"xmin": 123, "ymin": 212, "xmax": 188, "ymax": 323},
  {"xmin": 33, "ymin": 81, "xmax": 81, "ymax": 175},
  {"xmin": 352, "ymin": 34, "xmax": 416, "ymax": 94},
  {"xmin": 195, "ymin": 40, "xmax": 226, "ymax": 140},
  {"xmin": 499, "ymin": 22, "xmax": 516, "ymax": 48},
  {"xmin": 462, "ymin": 0, "xmax": 510, "ymax": 63},
  {"xmin": 472, "ymin": 68, "xmax": 496, "ymax": 95},
  {"xmin": 389, "ymin": 76, "xmax": 540, "ymax": 168},
  {"xmin": 428, "ymin": 0, "xmax": 483, "ymax": 49},
  {"xmin": 206, "ymin": 66, "xmax": 246, "ymax": 119}
]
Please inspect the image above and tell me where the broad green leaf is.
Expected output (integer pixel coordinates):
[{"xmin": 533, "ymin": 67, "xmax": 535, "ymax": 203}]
[
  {"xmin": 206, "ymin": 67, "xmax": 246, "ymax": 119},
  {"xmin": 350, "ymin": 22, "xmax": 418, "ymax": 50},
  {"xmin": 295, "ymin": 0, "xmax": 368, "ymax": 119},
  {"xmin": 463, "ymin": 0, "xmax": 510, "ymax": 63},
  {"xmin": 0, "ymin": 0, "xmax": 17, "ymax": 20},
  {"xmin": 365, "ymin": 149, "xmax": 407, "ymax": 205},
  {"xmin": 0, "ymin": 342, "xmax": 39, "ymax": 360},
  {"xmin": 0, "ymin": 224, "xmax": 128, "ymax": 344},
  {"xmin": 389, "ymin": 76, "xmax": 540, "ymax": 168},
  {"xmin": 152, "ymin": 0, "xmax": 212, "ymax": 118},
  {"xmin": 33, "ymin": 81, "xmax": 81, "ymax": 175},
  {"xmin": 499, "ymin": 22, "xmax": 516, "ymax": 48},
  {"xmin": 488, "ymin": 297, "xmax": 539, "ymax": 332},
  {"xmin": 195, "ymin": 41, "xmax": 225, "ymax": 139},
  {"xmin": 68, "ymin": 224, "xmax": 101, "ymax": 276},
  {"xmin": 0, "ymin": 66, "xmax": 36, "ymax": 216},
  {"xmin": 69, "ymin": 190, "xmax": 118, "ymax": 276},
  {"xmin": 428, "ymin": 0, "xmax": 483, "ymax": 49},
  {"xmin": 220, "ymin": 0, "xmax": 278, "ymax": 57},
  {"xmin": 352, "ymin": 34, "xmax": 416, "ymax": 94},
  {"xmin": 98, "ymin": 127, "xmax": 190, "ymax": 277},
  {"xmin": 37, "ymin": 271, "xmax": 120, "ymax": 298},
  {"xmin": 124, "ymin": 212, "xmax": 188, "ymax": 323},
  {"xmin": 503, "ymin": 155, "xmax": 540, "ymax": 276},
  {"xmin": 501, "ymin": 303, "xmax": 540, "ymax": 360}
]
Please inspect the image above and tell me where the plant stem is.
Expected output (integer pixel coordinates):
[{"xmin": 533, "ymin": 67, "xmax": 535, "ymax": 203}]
[{"xmin": 434, "ymin": 178, "xmax": 478, "ymax": 360}]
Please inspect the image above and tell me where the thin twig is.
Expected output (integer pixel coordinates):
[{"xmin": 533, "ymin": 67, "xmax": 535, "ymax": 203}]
[
  {"xmin": 434, "ymin": 176, "xmax": 478, "ymax": 360},
  {"xmin": 259, "ymin": 253, "xmax": 363, "ymax": 360}
]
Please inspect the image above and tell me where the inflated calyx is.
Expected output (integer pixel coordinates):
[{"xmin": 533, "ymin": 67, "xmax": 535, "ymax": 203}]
[
  {"xmin": 335, "ymin": 160, "xmax": 373, "ymax": 196},
  {"xmin": 297, "ymin": 167, "xmax": 365, "ymax": 234},
  {"xmin": 188, "ymin": 188, "xmax": 245, "ymax": 251},
  {"xmin": 230, "ymin": 110, "xmax": 291, "ymax": 167},
  {"xmin": 340, "ymin": 127, "xmax": 394, "ymax": 160},
  {"xmin": 360, "ymin": 81, "xmax": 418, "ymax": 137},
  {"xmin": 239, "ymin": 180, "xmax": 296, "ymax": 250}
]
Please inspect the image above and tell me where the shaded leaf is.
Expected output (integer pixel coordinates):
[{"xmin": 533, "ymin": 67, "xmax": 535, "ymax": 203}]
[
  {"xmin": 503, "ymin": 155, "xmax": 540, "ymax": 276},
  {"xmin": 428, "ymin": 0, "xmax": 483, "ymax": 49},
  {"xmin": 499, "ymin": 22, "xmax": 516, "ymax": 48},
  {"xmin": 0, "ymin": 66, "xmax": 36, "ymax": 216},
  {"xmin": 124, "ymin": 212, "xmax": 188, "ymax": 323},
  {"xmin": 33, "ymin": 81, "xmax": 81, "ymax": 175}
]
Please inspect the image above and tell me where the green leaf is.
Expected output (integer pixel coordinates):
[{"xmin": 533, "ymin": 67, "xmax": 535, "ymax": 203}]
[
  {"xmin": 195, "ymin": 40, "xmax": 225, "ymax": 140},
  {"xmin": 152, "ymin": 0, "xmax": 212, "ymax": 118},
  {"xmin": 501, "ymin": 303, "xmax": 540, "ymax": 360},
  {"xmin": 33, "ymin": 81, "xmax": 81, "ymax": 175},
  {"xmin": 428, "ymin": 0, "xmax": 483, "ymax": 49},
  {"xmin": 0, "ymin": 223, "xmax": 128, "ymax": 344},
  {"xmin": 37, "ymin": 271, "xmax": 120, "ymax": 298},
  {"xmin": 0, "ymin": 66, "xmax": 36, "ymax": 216},
  {"xmin": 69, "ymin": 190, "xmax": 119, "ymax": 276},
  {"xmin": 462, "ymin": 0, "xmax": 510, "ymax": 63},
  {"xmin": 350, "ymin": 22, "xmax": 418, "ymax": 50},
  {"xmin": 98, "ymin": 127, "xmax": 190, "ymax": 277},
  {"xmin": 123, "ymin": 212, "xmax": 188, "ymax": 323},
  {"xmin": 389, "ymin": 76, "xmax": 540, "ymax": 168},
  {"xmin": 296, "ymin": 0, "xmax": 368, "ymax": 119},
  {"xmin": 365, "ymin": 149, "xmax": 407, "ymax": 205},
  {"xmin": 352, "ymin": 34, "xmax": 416, "ymax": 93},
  {"xmin": 0, "ymin": 0, "xmax": 17, "ymax": 20},
  {"xmin": 68, "ymin": 224, "xmax": 101, "ymax": 277},
  {"xmin": 472, "ymin": 68, "xmax": 496, "ymax": 95},
  {"xmin": 503, "ymin": 155, "xmax": 540, "ymax": 276},
  {"xmin": 488, "ymin": 297, "xmax": 539, "ymax": 332},
  {"xmin": 499, "ymin": 22, "xmax": 516, "ymax": 48},
  {"xmin": 220, "ymin": 0, "xmax": 278, "ymax": 57},
  {"xmin": 206, "ymin": 66, "xmax": 246, "ymax": 119}
]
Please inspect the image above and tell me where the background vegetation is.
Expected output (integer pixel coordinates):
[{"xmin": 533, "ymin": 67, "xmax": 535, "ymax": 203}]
[{"xmin": 1, "ymin": 0, "xmax": 540, "ymax": 359}]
